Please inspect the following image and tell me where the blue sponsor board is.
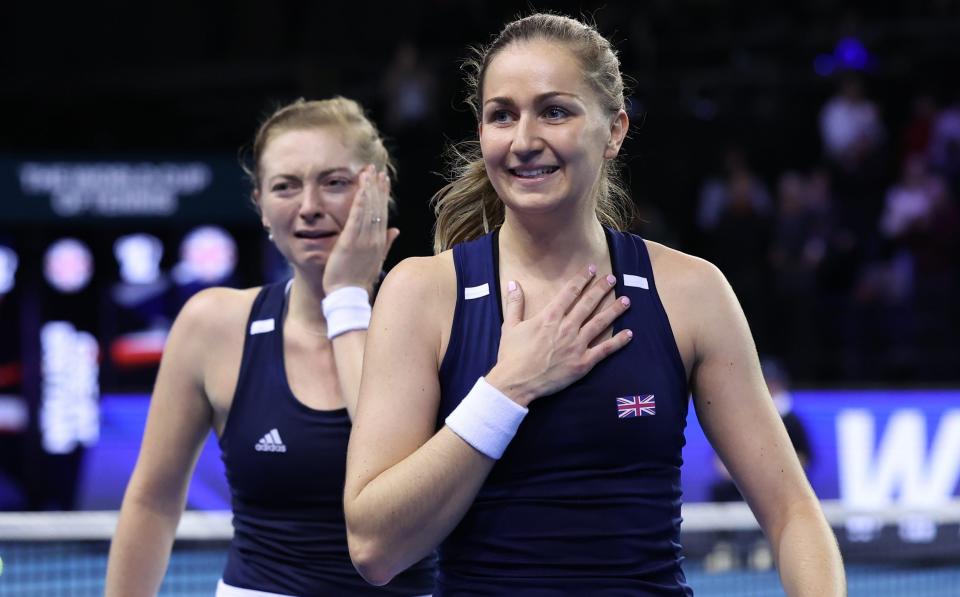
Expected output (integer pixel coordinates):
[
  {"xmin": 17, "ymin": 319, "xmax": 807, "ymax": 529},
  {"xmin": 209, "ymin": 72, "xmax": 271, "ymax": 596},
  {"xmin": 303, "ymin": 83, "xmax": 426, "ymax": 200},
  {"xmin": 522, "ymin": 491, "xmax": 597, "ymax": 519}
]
[
  {"xmin": 681, "ymin": 389, "xmax": 960, "ymax": 504},
  {"xmin": 72, "ymin": 389, "xmax": 960, "ymax": 510}
]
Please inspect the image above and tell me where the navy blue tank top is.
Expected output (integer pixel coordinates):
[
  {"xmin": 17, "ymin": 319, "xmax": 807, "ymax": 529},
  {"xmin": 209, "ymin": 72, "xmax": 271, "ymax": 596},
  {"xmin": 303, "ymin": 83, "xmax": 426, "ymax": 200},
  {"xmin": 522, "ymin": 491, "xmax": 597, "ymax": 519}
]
[
  {"xmin": 220, "ymin": 281, "xmax": 434, "ymax": 595},
  {"xmin": 436, "ymin": 229, "xmax": 692, "ymax": 596}
]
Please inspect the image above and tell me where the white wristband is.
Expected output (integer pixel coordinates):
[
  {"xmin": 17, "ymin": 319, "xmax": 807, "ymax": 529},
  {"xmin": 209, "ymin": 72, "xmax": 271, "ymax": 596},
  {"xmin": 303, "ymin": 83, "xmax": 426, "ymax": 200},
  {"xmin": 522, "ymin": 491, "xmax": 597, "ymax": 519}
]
[
  {"xmin": 445, "ymin": 377, "xmax": 528, "ymax": 460},
  {"xmin": 322, "ymin": 286, "xmax": 372, "ymax": 339}
]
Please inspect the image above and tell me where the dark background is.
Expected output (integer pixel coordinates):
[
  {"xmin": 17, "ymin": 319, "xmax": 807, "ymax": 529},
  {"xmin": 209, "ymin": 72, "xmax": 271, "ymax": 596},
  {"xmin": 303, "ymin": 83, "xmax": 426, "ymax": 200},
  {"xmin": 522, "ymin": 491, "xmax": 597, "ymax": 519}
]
[
  {"xmin": 1, "ymin": 0, "xmax": 959, "ymax": 510},
  {"xmin": 3, "ymin": 0, "xmax": 960, "ymax": 382}
]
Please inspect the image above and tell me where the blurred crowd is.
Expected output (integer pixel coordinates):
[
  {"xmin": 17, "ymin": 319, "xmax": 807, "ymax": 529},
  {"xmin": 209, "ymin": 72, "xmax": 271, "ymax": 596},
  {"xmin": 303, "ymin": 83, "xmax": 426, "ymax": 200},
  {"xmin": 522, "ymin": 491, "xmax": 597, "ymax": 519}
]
[
  {"xmin": 692, "ymin": 75, "xmax": 959, "ymax": 384},
  {"xmin": 5, "ymin": 4, "xmax": 959, "ymax": 395},
  {"xmin": 362, "ymin": 6, "xmax": 960, "ymax": 387}
]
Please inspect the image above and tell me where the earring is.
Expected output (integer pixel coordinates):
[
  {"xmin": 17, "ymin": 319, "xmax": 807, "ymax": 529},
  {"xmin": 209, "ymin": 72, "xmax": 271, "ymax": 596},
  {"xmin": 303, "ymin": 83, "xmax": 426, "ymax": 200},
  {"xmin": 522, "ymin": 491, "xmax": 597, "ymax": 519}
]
[{"xmin": 264, "ymin": 227, "xmax": 273, "ymax": 241}]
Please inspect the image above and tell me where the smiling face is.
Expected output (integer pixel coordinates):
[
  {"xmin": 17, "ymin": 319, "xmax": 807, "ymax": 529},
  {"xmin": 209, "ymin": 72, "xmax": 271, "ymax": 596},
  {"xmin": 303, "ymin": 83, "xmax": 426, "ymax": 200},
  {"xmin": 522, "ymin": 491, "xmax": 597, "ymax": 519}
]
[
  {"xmin": 479, "ymin": 39, "xmax": 627, "ymax": 220},
  {"xmin": 256, "ymin": 126, "xmax": 362, "ymax": 269}
]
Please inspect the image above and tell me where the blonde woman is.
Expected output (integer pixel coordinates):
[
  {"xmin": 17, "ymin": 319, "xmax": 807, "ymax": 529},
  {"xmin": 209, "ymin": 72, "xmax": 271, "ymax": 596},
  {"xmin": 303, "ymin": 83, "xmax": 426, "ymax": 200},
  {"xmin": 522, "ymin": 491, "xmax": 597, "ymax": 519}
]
[
  {"xmin": 344, "ymin": 14, "xmax": 844, "ymax": 596},
  {"xmin": 106, "ymin": 98, "xmax": 434, "ymax": 596}
]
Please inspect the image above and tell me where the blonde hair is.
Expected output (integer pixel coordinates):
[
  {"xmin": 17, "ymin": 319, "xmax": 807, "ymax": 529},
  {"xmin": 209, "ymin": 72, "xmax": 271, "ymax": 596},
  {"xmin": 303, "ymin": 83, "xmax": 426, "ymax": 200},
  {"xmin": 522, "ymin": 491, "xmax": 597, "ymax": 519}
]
[
  {"xmin": 431, "ymin": 13, "xmax": 635, "ymax": 253},
  {"xmin": 243, "ymin": 96, "xmax": 395, "ymax": 207}
]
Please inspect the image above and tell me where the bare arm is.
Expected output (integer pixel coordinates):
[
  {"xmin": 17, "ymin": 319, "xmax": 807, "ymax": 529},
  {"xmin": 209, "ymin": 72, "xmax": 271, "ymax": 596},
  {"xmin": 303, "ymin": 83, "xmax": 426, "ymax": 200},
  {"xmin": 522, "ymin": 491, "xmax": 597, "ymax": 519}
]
[
  {"xmin": 329, "ymin": 329, "xmax": 370, "ymax": 420},
  {"xmin": 343, "ymin": 257, "xmax": 490, "ymax": 585},
  {"xmin": 104, "ymin": 290, "xmax": 230, "ymax": 596},
  {"xmin": 689, "ymin": 262, "xmax": 845, "ymax": 596},
  {"xmin": 344, "ymin": 258, "xmax": 632, "ymax": 585},
  {"xmin": 324, "ymin": 166, "xmax": 399, "ymax": 419}
]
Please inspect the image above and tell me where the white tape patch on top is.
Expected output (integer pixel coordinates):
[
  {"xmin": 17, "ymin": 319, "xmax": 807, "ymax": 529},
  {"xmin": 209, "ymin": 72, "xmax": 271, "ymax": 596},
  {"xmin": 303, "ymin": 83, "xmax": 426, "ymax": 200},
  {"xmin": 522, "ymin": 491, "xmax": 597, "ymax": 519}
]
[
  {"xmin": 464, "ymin": 283, "xmax": 490, "ymax": 300},
  {"xmin": 623, "ymin": 274, "xmax": 649, "ymax": 290},
  {"xmin": 250, "ymin": 318, "xmax": 276, "ymax": 335}
]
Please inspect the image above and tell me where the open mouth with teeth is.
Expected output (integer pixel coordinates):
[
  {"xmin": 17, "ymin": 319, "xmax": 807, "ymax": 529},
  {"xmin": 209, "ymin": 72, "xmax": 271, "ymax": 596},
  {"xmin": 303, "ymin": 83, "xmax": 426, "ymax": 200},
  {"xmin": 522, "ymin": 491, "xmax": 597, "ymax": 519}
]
[{"xmin": 509, "ymin": 166, "xmax": 560, "ymax": 179}]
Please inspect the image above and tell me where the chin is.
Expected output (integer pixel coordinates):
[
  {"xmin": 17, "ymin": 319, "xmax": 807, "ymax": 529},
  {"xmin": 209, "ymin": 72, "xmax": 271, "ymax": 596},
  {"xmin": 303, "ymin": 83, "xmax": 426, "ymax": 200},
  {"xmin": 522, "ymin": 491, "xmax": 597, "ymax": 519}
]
[
  {"xmin": 500, "ymin": 190, "xmax": 573, "ymax": 214},
  {"xmin": 293, "ymin": 251, "xmax": 330, "ymax": 270}
]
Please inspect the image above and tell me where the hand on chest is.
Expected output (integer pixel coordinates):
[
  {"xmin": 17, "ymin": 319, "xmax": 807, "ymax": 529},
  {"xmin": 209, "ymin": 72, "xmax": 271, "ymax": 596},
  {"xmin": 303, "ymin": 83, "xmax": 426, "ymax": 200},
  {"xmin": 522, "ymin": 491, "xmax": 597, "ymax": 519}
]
[{"xmin": 502, "ymin": 276, "xmax": 622, "ymax": 334}]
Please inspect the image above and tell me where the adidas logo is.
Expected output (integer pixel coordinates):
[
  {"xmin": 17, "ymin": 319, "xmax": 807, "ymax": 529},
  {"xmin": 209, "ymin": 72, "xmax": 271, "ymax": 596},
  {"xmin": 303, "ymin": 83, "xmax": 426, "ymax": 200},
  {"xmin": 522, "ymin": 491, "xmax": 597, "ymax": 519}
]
[{"xmin": 254, "ymin": 428, "xmax": 287, "ymax": 453}]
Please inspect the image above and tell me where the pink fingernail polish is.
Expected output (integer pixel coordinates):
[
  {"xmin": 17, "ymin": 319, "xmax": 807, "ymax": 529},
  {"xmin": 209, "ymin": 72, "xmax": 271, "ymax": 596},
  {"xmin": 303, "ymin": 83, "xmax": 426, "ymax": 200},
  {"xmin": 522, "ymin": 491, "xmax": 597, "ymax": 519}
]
[
  {"xmin": 620, "ymin": 296, "xmax": 630, "ymax": 306},
  {"xmin": 508, "ymin": 280, "xmax": 517, "ymax": 292},
  {"xmin": 626, "ymin": 329, "xmax": 634, "ymax": 339},
  {"xmin": 588, "ymin": 264, "xmax": 597, "ymax": 275},
  {"xmin": 606, "ymin": 274, "xmax": 616, "ymax": 285}
]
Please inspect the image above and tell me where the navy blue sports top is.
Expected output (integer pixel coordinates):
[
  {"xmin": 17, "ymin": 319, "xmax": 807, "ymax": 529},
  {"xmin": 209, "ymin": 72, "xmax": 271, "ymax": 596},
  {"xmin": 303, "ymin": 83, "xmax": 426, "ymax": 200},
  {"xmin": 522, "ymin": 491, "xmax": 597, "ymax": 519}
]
[
  {"xmin": 219, "ymin": 281, "xmax": 434, "ymax": 596},
  {"xmin": 436, "ymin": 229, "xmax": 693, "ymax": 595}
]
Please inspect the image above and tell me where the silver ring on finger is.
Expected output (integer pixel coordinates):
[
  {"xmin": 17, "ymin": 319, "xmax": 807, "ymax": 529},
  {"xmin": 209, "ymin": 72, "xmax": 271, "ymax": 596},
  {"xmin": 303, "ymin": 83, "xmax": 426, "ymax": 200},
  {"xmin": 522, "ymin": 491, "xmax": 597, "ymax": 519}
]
[{"xmin": 371, "ymin": 216, "xmax": 382, "ymax": 224}]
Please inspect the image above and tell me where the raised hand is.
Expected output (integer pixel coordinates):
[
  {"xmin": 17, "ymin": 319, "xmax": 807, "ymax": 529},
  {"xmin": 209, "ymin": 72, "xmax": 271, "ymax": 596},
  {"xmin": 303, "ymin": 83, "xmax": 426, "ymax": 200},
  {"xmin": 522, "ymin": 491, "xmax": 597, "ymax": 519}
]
[
  {"xmin": 485, "ymin": 266, "xmax": 633, "ymax": 406},
  {"xmin": 323, "ymin": 165, "xmax": 400, "ymax": 294}
]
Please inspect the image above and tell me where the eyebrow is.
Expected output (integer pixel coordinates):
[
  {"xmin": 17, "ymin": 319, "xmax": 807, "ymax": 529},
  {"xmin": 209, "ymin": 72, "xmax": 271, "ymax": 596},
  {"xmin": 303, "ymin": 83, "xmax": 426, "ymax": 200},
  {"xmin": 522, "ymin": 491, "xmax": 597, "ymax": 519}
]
[
  {"xmin": 267, "ymin": 167, "xmax": 355, "ymax": 184},
  {"xmin": 483, "ymin": 91, "xmax": 581, "ymax": 107}
]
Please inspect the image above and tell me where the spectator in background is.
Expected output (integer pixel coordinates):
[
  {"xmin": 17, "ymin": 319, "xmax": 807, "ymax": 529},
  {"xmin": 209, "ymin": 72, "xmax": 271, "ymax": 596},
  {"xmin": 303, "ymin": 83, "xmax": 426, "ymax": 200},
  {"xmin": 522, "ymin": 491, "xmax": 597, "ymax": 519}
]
[
  {"xmin": 878, "ymin": 154, "xmax": 960, "ymax": 377},
  {"xmin": 928, "ymin": 93, "xmax": 960, "ymax": 195},
  {"xmin": 378, "ymin": 39, "xmax": 444, "ymax": 258},
  {"xmin": 801, "ymin": 167, "xmax": 862, "ymax": 379},
  {"xmin": 900, "ymin": 95, "xmax": 938, "ymax": 166},
  {"xmin": 912, "ymin": 178, "xmax": 960, "ymax": 377},
  {"xmin": 380, "ymin": 40, "xmax": 439, "ymax": 135},
  {"xmin": 768, "ymin": 171, "xmax": 831, "ymax": 378},
  {"xmin": 880, "ymin": 154, "xmax": 938, "ymax": 242},
  {"xmin": 706, "ymin": 167, "xmax": 772, "ymax": 350},
  {"xmin": 843, "ymin": 154, "xmax": 951, "ymax": 379},
  {"xmin": 821, "ymin": 76, "xmax": 889, "ymax": 266},
  {"xmin": 696, "ymin": 145, "xmax": 771, "ymax": 232},
  {"xmin": 819, "ymin": 74, "xmax": 884, "ymax": 169}
]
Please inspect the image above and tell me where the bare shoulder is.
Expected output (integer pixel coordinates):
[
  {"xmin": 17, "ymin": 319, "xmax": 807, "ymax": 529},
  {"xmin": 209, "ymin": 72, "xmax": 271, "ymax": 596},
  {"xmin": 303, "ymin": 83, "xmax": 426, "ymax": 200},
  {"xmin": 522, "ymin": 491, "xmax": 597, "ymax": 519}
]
[
  {"xmin": 644, "ymin": 240, "xmax": 736, "ymax": 371},
  {"xmin": 163, "ymin": 286, "xmax": 262, "ymax": 415},
  {"xmin": 374, "ymin": 252, "xmax": 456, "ymax": 365},
  {"xmin": 644, "ymin": 240, "xmax": 728, "ymax": 297},
  {"xmin": 378, "ymin": 252, "xmax": 455, "ymax": 304},
  {"xmin": 172, "ymin": 286, "xmax": 262, "ymax": 344}
]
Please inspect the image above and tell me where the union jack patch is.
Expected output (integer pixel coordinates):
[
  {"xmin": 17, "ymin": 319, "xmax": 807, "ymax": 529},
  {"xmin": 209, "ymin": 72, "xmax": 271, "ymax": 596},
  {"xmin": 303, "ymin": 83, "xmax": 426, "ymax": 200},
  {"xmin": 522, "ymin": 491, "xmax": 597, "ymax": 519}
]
[{"xmin": 617, "ymin": 394, "xmax": 656, "ymax": 418}]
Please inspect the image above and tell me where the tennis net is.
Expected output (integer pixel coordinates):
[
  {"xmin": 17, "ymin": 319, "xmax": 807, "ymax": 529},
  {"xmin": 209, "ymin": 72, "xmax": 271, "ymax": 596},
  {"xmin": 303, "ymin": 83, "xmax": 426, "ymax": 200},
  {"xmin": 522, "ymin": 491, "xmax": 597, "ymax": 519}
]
[
  {"xmin": 0, "ymin": 511, "xmax": 229, "ymax": 596},
  {"xmin": 0, "ymin": 501, "xmax": 958, "ymax": 596}
]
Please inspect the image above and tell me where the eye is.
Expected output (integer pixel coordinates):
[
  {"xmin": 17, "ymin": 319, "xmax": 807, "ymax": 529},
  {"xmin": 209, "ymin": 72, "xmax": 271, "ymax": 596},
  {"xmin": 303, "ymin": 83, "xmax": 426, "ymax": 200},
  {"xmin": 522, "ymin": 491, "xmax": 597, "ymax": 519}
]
[
  {"xmin": 324, "ymin": 177, "xmax": 355, "ymax": 191},
  {"xmin": 270, "ymin": 181, "xmax": 294, "ymax": 193},
  {"xmin": 543, "ymin": 106, "xmax": 570, "ymax": 120},
  {"xmin": 487, "ymin": 109, "xmax": 514, "ymax": 124}
]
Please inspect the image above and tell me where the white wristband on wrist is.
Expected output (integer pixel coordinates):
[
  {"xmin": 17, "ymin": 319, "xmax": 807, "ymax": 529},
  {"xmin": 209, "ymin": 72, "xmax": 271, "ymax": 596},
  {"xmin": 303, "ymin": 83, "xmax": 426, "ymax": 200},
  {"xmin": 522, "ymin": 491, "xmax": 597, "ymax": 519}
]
[
  {"xmin": 322, "ymin": 286, "xmax": 372, "ymax": 339},
  {"xmin": 445, "ymin": 377, "xmax": 529, "ymax": 460}
]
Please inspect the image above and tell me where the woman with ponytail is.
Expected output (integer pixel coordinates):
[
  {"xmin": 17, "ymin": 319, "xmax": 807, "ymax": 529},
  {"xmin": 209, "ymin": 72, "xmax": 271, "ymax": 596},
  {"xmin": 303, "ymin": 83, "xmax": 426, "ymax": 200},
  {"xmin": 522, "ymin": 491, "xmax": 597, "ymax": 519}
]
[{"xmin": 345, "ymin": 14, "xmax": 844, "ymax": 596}]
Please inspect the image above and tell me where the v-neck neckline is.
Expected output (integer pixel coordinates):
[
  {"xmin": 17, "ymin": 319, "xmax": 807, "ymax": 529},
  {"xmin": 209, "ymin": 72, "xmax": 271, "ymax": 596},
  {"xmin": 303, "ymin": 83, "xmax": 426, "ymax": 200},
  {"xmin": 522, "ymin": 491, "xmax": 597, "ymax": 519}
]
[{"xmin": 490, "ymin": 226, "xmax": 620, "ymax": 325}]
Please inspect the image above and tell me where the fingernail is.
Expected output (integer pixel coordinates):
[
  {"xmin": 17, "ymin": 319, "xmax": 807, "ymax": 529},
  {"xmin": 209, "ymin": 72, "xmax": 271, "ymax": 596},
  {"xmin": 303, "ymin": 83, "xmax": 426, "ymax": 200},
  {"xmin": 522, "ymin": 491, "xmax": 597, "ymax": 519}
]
[
  {"xmin": 626, "ymin": 329, "xmax": 633, "ymax": 339},
  {"xmin": 588, "ymin": 264, "xmax": 597, "ymax": 275},
  {"xmin": 620, "ymin": 296, "xmax": 630, "ymax": 306},
  {"xmin": 508, "ymin": 280, "xmax": 517, "ymax": 292},
  {"xmin": 606, "ymin": 274, "xmax": 616, "ymax": 285}
]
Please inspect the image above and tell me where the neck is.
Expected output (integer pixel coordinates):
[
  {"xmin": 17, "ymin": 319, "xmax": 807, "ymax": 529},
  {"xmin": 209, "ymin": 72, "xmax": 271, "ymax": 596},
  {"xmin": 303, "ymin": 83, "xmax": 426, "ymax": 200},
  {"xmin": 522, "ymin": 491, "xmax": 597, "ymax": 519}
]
[
  {"xmin": 285, "ymin": 271, "xmax": 328, "ymax": 335},
  {"xmin": 499, "ymin": 208, "xmax": 609, "ymax": 280}
]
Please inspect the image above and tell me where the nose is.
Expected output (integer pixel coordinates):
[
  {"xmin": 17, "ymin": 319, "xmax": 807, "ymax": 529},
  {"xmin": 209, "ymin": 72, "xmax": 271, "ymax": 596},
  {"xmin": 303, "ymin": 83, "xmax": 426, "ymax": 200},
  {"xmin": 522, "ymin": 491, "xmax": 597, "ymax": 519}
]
[
  {"xmin": 511, "ymin": 113, "xmax": 544, "ymax": 160},
  {"xmin": 299, "ymin": 184, "xmax": 326, "ymax": 220}
]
